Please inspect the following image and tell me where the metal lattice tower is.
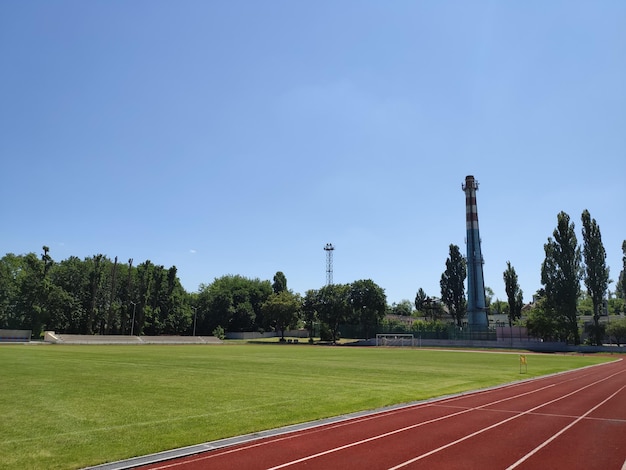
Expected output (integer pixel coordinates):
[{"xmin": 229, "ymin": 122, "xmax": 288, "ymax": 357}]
[
  {"xmin": 462, "ymin": 175, "xmax": 488, "ymax": 329},
  {"xmin": 324, "ymin": 243, "xmax": 334, "ymax": 285}
]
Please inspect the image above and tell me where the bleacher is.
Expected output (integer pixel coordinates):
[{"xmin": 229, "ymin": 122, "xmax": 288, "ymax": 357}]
[{"xmin": 0, "ymin": 329, "xmax": 31, "ymax": 342}]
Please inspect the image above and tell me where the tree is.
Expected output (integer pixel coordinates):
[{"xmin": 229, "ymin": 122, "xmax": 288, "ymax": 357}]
[
  {"xmin": 18, "ymin": 252, "xmax": 48, "ymax": 337},
  {"xmin": 525, "ymin": 296, "xmax": 561, "ymax": 341},
  {"xmin": 606, "ymin": 317, "xmax": 626, "ymax": 347},
  {"xmin": 349, "ymin": 279, "xmax": 387, "ymax": 340},
  {"xmin": 490, "ymin": 298, "xmax": 508, "ymax": 316},
  {"xmin": 197, "ymin": 275, "xmax": 272, "ymax": 333},
  {"xmin": 272, "ymin": 271, "xmax": 287, "ymax": 294},
  {"xmin": 135, "ymin": 260, "xmax": 154, "ymax": 335},
  {"xmin": 503, "ymin": 261, "xmax": 523, "ymax": 327},
  {"xmin": 440, "ymin": 244, "xmax": 467, "ymax": 327},
  {"xmin": 0, "ymin": 248, "xmax": 191, "ymax": 336},
  {"xmin": 122, "ymin": 258, "xmax": 134, "ymax": 334},
  {"xmin": 581, "ymin": 210, "xmax": 610, "ymax": 345},
  {"xmin": 0, "ymin": 253, "xmax": 44, "ymax": 330},
  {"xmin": 607, "ymin": 297, "xmax": 625, "ymax": 316},
  {"xmin": 104, "ymin": 256, "xmax": 119, "ymax": 334},
  {"xmin": 387, "ymin": 300, "xmax": 413, "ymax": 316},
  {"xmin": 314, "ymin": 284, "xmax": 351, "ymax": 343},
  {"xmin": 302, "ymin": 289, "xmax": 318, "ymax": 342},
  {"xmin": 616, "ymin": 240, "xmax": 626, "ymax": 303},
  {"xmin": 484, "ymin": 286, "xmax": 494, "ymax": 312},
  {"xmin": 414, "ymin": 288, "xmax": 427, "ymax": 312},
  {"xmin": 541, "ymin": 212, "xmax": 582, "ymax": 344},
  {"xmin": 40, "ymin": 246, "xmax": 53, "ymax": 333},
  {"xmin": 422, "ymin": 297, "xmax": 443, "ymax": 321},
  {"xmin": 0, "ymin": 254, "xmax": 18, "ymax": 329},
  {"xmin": 262, "ymin": 290, "xmax": 301, "ymax": 340},
  {"xmin": 48, "ymin": 256, "xmax": 89, "ymax": 333},
  {"xmin": 159, "ymin": 266, "xmax": 191, "ymax": 335}
]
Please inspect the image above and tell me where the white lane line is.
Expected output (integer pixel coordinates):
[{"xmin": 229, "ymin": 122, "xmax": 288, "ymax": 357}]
[
  {"xmin": 387, "ymin": 370, "xmax": 624, "ymax": 470},
  {"xmin": 149, "ymin": 381, "xmax": 559, "ymax": 470},
  {"xmin": 505, "ymin": 384, "xmax": 626, "ymax": 470},
  {"xmin": 263, "ymin": 383, "xmax": 560, "ymax": 470},
  {"xmin": 147, "ymin": 365, "xmax": 618, "ymax": 470},
  {"xmin": 148, "ymin": 372, "xmax": 568, "ymax": 470}
]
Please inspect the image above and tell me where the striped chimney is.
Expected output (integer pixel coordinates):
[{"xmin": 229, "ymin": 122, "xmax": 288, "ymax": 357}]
[{"xmin": 462, "ymin": 175, "xmax": 488, "ymax": 329}]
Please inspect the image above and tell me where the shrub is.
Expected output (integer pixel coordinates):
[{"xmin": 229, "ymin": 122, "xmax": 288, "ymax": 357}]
[
  {"xmin": 606, "ymin": 317, "xmax": 626, "ymax": 346},
  {"xmin": 410, "ymin": 319, "xmax": 448, "ymax": 333},
  {"xmin": 379, "ymin": 317, "xmax": 409, "ymax": 333},
  {"xmin": 319, "ymin": 323, "xmax": 338, "ymax": 342},
  {"xmin": 583, "ymin": 322, "xmax": 606, "ymax": 346},
  {"xmin": 212, "ymin": 325, "xmax": 225, "ymax": 340}
]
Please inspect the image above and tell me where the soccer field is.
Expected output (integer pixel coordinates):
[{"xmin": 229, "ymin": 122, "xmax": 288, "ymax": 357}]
[{"xmin": 0, "ymin": 344, "xmax": 614, "ymax": 469}]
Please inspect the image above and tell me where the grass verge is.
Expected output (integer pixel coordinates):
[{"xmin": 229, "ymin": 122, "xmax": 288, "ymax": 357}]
[{"xmin": 0, "ymin": 343, "xmax": 616, "ymax": 469}]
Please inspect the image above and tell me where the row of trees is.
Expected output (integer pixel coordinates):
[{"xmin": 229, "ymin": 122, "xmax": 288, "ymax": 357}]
[
  {"xmin": 0, "ymin": 249, "xmax": 389, "ymax": 342},
  {"xmin": 0, "ymin": 251, "xmax": 192, "ymax": 338},
  {"xmin": 525, "ymin": 210, "xmax": 623, "ymax": 345},
  {"xmin": 412, "ymin": 209, "xmax": 625, "ymax": 346},
  {"xmin": 195, "ymin": 274, "xmax": 387, "ymax": 342},
  {"xmin": 1, "ymin": 210, "xmax": 624, "ymax": 342},
  {"xmin": 413, "ymin": 244, "xmax": 525, "ymax": 328}
]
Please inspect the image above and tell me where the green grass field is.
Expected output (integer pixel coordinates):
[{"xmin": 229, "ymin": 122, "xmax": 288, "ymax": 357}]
[{"xmin": 0, "ymin": 343, "xmax": 616, "ymax": 470}]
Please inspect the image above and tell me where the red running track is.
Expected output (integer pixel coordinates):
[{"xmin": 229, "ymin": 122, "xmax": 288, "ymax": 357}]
[{"xmin": 139, "ymin": 359, "xmax": 626, "ymax": 470}]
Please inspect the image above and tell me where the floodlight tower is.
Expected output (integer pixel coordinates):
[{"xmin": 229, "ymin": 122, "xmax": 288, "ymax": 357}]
[
  {"xmin": 462, "ymin": 175, "xmax": 489, "ymax": 329},
  {"xmin": 324, "ymin": 243, "xmax": 334, "ymax": 285}
]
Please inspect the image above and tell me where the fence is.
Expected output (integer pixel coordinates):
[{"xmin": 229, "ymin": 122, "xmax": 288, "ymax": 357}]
[{"xmin": 496, "ymin": 326, "xmax": 533, "ymax": 343}]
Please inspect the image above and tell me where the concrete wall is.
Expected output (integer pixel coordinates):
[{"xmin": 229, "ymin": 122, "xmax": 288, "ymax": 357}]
[
  {"xmin": 375, "ymin": 337, "xmax": 625, "ymax": 353},
  {"xmin": 0, "ymin": 329, "xmax": 31, "ymax": 342},
  {"xmin": 226, "ymin": 331, "xmax": 277, "ymax": 340},
  {"xmin": 226, "ymin": 330, "xmax": 310, "ymax": 340},
  {"xmin": 43, "ymin": 332, "xmax": 222, "ymax": 344}
]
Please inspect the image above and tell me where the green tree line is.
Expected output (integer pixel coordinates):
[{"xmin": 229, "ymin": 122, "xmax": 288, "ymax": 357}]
[
  {"xmin": 2, "ymin": 210, "xmax": 624, "ymax": 343},
  {"xmin": 0, "ymin": 252, "xmax": 193, "ymax": 338},
  {"xmin": 0, "ymin": 250, "xmax": 389, "ymax": 342}
]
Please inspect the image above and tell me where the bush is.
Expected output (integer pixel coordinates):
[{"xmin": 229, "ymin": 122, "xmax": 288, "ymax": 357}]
[
  {"xmin": 583, "ymin": 322, "xmax": 606, "ymax": 346},
  {"xmin": 410, "ymin": 319, "xmax": 448, "ymax": 333},
  {"xmin": 319, "ymin": 323, "xmax": 338, "ymax": 342},
  {"xmin": 606, "ymin": 317, "xmax": 626, "ymax": 346},
  {"xmin": 379, "ymin": 317, "xmax": 409, "ymax": 333},
  {"xmin": 408, "ymin": 319, "xmax": 451, "ymax": 339},
  {"xmin": 212, "ymin": 325, "xmax": 225, "ymax": 340},
  {"xmin": 525, "ymin": 305, "xmax": 562, "ymax": 342}
]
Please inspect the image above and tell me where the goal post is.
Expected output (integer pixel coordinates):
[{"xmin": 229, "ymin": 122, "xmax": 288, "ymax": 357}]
[{"xmin": 375, "ymin": 333, "xmax": 415, "ymax": 347}]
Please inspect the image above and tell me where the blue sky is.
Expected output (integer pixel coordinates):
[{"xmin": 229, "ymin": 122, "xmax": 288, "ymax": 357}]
[{"xmin": 1, "ymin": 1, "xmax": 624, "ymax": 305}]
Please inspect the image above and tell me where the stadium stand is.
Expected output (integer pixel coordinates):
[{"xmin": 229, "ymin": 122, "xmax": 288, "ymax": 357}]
[{"xmin": 0, "ymin": 329, "xmax": 31, "ymax": 342}]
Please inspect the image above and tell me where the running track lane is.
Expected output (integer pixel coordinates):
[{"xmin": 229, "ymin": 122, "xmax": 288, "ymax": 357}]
[{"xmin": 138, "ymin": 359, "xmax": 626, "ymax": 470}]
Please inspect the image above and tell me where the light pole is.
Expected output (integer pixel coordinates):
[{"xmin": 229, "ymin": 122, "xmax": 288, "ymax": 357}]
[
  {"xmin": 192, "ymin": 306, "xmax": 198, "ymax": 336},
  {"xmin": 130, "ymin": 301, "xmax": 137, "ymax": 336}
]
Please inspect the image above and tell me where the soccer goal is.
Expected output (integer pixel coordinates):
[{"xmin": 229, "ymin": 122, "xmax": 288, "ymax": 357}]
[{"xmin": 375, "ymin": 333, "xmax": 415, "ymax": 347}]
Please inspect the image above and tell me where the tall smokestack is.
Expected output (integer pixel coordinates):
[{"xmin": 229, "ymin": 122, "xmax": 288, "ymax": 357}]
[{"xmin": 462, "ymin": 175, "xmax": 488, "ymax": 329}]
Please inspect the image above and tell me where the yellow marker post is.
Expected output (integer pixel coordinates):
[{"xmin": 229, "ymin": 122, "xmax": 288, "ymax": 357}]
[{"xmin": 519, "ymin": 354, "xmax": 527, "ymax": 374}]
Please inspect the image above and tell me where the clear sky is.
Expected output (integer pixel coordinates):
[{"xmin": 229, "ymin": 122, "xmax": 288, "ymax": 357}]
[{"xmin": 1, "ymin": 1, "xmax": 624, "ymax": 306}]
